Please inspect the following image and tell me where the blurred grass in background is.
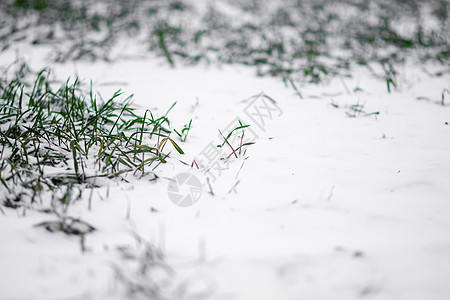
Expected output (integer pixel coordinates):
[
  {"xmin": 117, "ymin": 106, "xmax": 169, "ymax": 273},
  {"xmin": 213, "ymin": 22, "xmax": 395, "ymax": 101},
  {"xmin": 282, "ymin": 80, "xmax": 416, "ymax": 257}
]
[{"xmin": 0, "ymin": 0, "xmax": 449, "ymax": 83}]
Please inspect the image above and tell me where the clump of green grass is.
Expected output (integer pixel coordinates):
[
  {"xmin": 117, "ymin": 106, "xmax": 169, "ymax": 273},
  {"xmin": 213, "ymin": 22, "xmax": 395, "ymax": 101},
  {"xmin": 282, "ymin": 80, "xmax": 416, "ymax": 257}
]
[{"xmin": 0, "ymin": 67, "xmax": 184, "ymax": 207}]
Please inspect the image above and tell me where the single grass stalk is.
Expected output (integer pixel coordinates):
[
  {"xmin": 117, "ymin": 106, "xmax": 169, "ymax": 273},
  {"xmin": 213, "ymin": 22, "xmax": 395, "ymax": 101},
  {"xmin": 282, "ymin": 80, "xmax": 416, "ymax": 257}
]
[
  {"xmin": 442, "ymin": 88, "xmax": 449, "ymax": 106},
  {"xmin": 289, "ymin": 79, "xmax": 303, "ymax": 99},
  {"xmin": 381, "ymin": 61, "xmax": 397, "ymax": 93},
  {"xmin": 156, "ymin": 27, "xmax": 174, "ymax": 66},
  {"xmin": 174, "ymin": 118, "xmax": 192, "ymax": 142}
]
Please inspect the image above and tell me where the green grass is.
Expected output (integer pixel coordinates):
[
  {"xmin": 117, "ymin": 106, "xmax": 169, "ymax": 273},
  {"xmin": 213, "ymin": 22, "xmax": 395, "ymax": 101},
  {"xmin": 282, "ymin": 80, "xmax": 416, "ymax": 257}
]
[
  {"xmin": 442, "ymin": 88, "xmax": 449, "ymax": 106},
  {"xmin": 381, "ymin": 60, "xmax": 398, "ymax": 93},
  {"xmin": 329, "ymin": 99, "xmax": 380, "ymax": 119},
  {"xmin": 1, "ymin": 0, "xmax": 448, "ymax": 84},
  {"xmin": 218, "ymin": 120, "xmax": 254, "ymax": 159},
  {"xmin": 0, "ymin": 66, "xmax": 184, "ymax": 208},
  {"xmin": 174, "ymin": 118, "xmax": 192, "ymax": 142}
]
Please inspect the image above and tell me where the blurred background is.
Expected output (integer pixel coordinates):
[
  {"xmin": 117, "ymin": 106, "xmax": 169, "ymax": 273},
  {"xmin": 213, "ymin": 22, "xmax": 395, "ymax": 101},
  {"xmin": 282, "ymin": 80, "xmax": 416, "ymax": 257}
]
[{"xmin": 1, "ymin": 0, "xmax": 448, "ymax": 83}]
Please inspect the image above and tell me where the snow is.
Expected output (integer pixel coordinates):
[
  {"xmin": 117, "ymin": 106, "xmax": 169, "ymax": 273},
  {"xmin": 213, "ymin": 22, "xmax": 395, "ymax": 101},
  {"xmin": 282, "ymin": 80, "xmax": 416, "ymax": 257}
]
[{"xmin": 1, "ymin": 39, "xmax": 450, "ymax": 300}]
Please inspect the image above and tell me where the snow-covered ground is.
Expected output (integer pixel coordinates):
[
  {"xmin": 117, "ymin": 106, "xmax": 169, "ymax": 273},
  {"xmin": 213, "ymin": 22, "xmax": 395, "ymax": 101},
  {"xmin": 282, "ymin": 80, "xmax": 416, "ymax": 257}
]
[{"xmin": 1, "ymin": 32, "xmax": 450, "ymax": 300}]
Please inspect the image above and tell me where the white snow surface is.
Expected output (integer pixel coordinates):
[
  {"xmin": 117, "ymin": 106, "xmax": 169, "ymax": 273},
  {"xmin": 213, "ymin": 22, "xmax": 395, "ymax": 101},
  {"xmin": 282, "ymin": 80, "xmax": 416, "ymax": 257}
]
[{"xmin": 1, "ymin": 43, "xmax": 450, "ymax": 300}]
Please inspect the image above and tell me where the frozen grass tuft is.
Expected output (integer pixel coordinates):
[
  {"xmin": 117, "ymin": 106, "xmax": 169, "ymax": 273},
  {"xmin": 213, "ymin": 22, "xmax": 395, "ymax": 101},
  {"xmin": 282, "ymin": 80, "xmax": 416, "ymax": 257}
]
[{"xmin": 0, "ymin": 65, "xmax": 184, "ymax": 213}]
